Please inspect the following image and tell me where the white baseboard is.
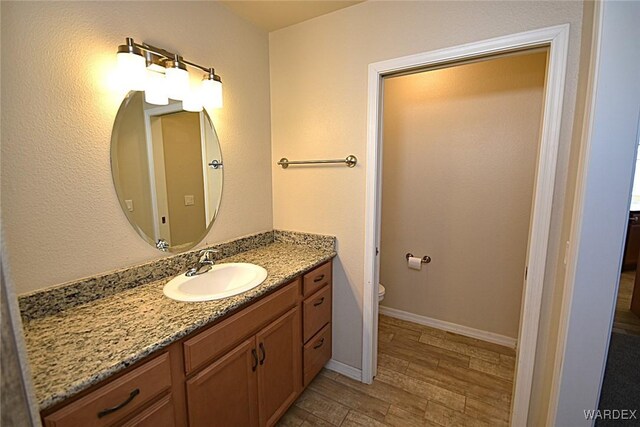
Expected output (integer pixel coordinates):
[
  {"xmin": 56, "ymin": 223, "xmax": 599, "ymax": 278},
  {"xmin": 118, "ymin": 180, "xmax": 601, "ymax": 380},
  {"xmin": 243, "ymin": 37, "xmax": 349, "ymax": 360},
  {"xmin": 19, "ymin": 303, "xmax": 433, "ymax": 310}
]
[
  {"xmin": 324, "ymin": 359, "xmax": 362, "ymax": 381},
  {"xmin": 379, "ymin": 306, "xmax": 517, "ymax": 349}
]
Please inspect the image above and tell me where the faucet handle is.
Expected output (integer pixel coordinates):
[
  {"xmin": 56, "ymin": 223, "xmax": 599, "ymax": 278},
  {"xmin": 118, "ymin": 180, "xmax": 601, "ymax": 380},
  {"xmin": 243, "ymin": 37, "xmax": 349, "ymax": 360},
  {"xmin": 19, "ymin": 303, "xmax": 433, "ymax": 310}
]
[
  {"xmin": 199, "ymin": 249, "xmax": 219, "ymax": 264},
  {"xmin": 156, "ymin": 239, "xmax": 169, "ymax": 252}
]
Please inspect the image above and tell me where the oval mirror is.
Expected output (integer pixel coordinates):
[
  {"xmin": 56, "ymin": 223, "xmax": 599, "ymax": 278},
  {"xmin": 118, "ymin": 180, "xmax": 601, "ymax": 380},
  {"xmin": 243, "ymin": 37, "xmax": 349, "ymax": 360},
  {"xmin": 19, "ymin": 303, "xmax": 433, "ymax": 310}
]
[{"xmin": 111, "ymin": 91, "xmax": 223, "ymax": 252}]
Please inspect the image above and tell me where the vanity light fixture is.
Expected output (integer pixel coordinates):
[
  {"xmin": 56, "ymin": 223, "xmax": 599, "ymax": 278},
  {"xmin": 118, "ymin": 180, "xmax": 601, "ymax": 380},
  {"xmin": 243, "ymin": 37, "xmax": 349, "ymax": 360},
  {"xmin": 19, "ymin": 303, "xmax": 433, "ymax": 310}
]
[
  {"xmin": 182, "ymin": 88, "xmax": 204, "ymax": 112},
  {"xmin": 201, "ymin": 69, "xmax": 223, "ymax": 109},
  {"xmin": 144, "ymin": 70, "xmax": 168, "ymax": 105},
  {"xmin": 116, "ymin": 37, "xmax": 223, "ymax": 109},
  {"xmin": 116, "ymin": 38, "xmax": 146, "ymax": 91},
  {"xmin": 164, "ymin": 55, "xmax": 189, "ymax": 101}
]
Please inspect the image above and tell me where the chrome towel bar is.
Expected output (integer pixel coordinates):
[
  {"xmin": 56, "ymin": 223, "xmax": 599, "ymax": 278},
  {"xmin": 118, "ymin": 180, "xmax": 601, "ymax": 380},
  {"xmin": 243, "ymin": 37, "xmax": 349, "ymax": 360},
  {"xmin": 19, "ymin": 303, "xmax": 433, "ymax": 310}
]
[{"xmin": 277, "ymin": 155, "xmax": 357, "ymax": 169}]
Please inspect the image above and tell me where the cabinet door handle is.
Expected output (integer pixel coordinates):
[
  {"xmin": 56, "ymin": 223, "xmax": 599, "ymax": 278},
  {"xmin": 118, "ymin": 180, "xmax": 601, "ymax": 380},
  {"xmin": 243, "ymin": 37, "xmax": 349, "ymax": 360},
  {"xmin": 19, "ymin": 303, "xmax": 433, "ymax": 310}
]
[
  {"xmin": 259, "ymin": 343, "xmax": 266, "ymax": 365},
  {"xmin": 313, "ymin": 297, "xmax": 325, "ymax": 307},
  {"xmin": 313, "ymin": 338, "xmax": 325, "ymax": 349},
  {"xmin": 313, "ymin": 274, "xmax": 325, "ymax": 283},
  {"xmin": 631, "ymin": 216, "xmax": 639, "ymax": 223},
  {"xmin": 97, "ymin": 388, "xmax": 140, "ymax": 418},
  {"xmin": 251, "ymin": 349, "xmax": 258, "ymax": 371}
]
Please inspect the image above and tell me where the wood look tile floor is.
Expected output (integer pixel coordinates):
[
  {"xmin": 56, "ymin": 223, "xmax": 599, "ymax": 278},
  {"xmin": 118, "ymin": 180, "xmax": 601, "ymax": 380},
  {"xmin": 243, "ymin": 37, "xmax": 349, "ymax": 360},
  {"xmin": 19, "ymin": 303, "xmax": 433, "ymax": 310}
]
[
  {"xmin": 278, "ymin": 315, "xmax": 516, "ymax": 427},
  {"xmin": 612, "ymin": 270, "xmax": 640, "ymax": 336}
]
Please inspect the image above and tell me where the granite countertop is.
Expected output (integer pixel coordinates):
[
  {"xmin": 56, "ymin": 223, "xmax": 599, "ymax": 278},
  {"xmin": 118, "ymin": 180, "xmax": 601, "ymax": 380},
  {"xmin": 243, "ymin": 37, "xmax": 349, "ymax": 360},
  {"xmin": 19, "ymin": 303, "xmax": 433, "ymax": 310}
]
[{"xmin": 22, "ymin": 241, "xmax": 336, "ymax": 411}]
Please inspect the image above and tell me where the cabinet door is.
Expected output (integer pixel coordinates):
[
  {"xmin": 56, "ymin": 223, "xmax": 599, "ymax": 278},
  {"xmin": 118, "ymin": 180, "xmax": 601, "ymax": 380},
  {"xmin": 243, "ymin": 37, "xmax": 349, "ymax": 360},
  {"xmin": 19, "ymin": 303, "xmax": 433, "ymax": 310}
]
[
  {"xmin": 120, "ymin": 394, "xmax": 175, "ymax": 427},
  {"xmin": 256, "ymin": 307, "xmax": 301, "ymax": 427},
  {"xmin": 186, "ymin": 338, "xmax": 259, "ymax": 427},
  {"xmin": 623, "ymin": 213, "xmax": 640, "ymax": 269},
  {"xmin": 631, "ymin": 250, "xmax": 640, "ymax": 317}
]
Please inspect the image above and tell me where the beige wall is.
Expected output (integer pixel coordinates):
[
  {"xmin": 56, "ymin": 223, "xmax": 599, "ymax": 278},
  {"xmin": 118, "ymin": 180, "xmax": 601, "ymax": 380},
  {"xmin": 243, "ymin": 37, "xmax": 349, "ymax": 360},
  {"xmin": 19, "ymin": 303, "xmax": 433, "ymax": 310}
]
[
  {"xmin": 1, "ymin": 1, "xmax": 273, "ymax": 294},
  {"xmin": 270, "ymin": 0, "xmax": 587, "ymax": 374},
  {"xmin": 380, "ymin": 52, "xmax": 547, "ymax": 339},
  {"xmin": 113, "ymin": 92, "xmax": 155, "ymax": 239}
]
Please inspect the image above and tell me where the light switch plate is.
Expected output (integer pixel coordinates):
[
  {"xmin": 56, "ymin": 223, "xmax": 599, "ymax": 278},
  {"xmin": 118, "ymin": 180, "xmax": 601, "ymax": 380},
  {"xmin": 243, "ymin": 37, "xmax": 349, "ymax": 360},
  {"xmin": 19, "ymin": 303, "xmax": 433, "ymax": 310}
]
[
  {"xmin": 125, "ymin": 199, "xmax": 134, "ymax": 212},
  {"xmin": 184, "ymin": 195, "xmax": 195, "ymax": 206}
]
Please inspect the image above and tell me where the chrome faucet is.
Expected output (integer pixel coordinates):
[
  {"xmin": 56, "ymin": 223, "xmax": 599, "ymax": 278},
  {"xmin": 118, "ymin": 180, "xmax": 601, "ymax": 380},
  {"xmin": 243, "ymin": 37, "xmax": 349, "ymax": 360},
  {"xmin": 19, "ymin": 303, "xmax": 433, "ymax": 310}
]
[
  {"xmin": 186, "ymin": 249, "xmax": 220, "ymax": 277},
  {"xmin": 156, "ymin": 239, "xmax": 169, "ymax": 252}
]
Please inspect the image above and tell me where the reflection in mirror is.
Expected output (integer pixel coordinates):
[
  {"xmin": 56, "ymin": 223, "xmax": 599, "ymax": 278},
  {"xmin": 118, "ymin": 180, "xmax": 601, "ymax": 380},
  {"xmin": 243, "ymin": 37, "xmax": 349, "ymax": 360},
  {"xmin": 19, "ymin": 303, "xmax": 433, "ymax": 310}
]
[{"xmin": 111, "ymin": 91, "xmax": 223, "ymax": 252}]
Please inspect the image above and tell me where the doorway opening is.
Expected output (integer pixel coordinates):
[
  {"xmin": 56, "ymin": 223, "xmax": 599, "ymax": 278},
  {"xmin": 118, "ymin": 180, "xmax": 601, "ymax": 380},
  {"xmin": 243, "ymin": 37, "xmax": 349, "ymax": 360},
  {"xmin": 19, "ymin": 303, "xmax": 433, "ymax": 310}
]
[
  {"xmin": 615, "ymin": 143, "xmax": 640, "ymax": 336},
  {"xmin": 597, "ymin": 139, "xmax": 640, "ymax": 415},
  {"xmin": 376, "ymin": 48, "xmax": 547, "ymax": 423},
  {"xmin": 363, "ymin": 25, "xmax": 570, "ymax": 425}
]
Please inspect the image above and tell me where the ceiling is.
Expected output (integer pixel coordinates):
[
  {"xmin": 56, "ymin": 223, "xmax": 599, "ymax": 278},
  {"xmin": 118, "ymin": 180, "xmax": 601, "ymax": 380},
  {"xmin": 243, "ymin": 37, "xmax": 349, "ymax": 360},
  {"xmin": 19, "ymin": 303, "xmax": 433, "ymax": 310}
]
[{"xmin": 221, "ymin": 1, "xmax": 364, "ymax": 32}]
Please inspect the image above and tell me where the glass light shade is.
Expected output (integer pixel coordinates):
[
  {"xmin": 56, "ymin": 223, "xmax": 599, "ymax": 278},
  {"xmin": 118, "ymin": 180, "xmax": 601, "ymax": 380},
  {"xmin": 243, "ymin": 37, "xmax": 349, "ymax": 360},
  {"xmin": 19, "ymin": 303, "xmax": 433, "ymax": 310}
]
[
  {"xmin": 201, "ymin": 78, "xmax": 223, "ymax": 109},
  {"xmin": 117, "ymin": 52, "xmax": 146, "ymax": 91},
  {"xmin": 182, "ymin": 89, "xmax": 203, "ymax": 112},
  {"xmin": 144, "ymin": 70, "xmax": 168, "ymax": 105},
  {"xmin": 165, "ymin": 66, "xmax": 189, "ymax": 100}
]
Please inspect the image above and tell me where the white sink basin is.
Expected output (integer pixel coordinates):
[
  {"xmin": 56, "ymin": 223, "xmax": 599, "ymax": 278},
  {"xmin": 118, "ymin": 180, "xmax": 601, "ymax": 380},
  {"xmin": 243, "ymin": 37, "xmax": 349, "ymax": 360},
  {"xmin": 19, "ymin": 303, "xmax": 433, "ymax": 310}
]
[{"xmin": 163, "ymin": 263, "xmax": 268, "ymax": 302}]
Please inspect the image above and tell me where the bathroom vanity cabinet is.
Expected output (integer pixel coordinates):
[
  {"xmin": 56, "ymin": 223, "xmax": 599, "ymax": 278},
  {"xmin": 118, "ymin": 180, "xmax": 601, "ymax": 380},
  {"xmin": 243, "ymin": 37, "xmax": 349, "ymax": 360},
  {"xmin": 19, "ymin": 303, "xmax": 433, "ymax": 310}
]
[
  {"xmin": 41, "ymin": 260, "xmax": 333, "ymax": 427},
  {"xmin": 185, "ymin": 281, "xmax": 301, "ymax": 427}
]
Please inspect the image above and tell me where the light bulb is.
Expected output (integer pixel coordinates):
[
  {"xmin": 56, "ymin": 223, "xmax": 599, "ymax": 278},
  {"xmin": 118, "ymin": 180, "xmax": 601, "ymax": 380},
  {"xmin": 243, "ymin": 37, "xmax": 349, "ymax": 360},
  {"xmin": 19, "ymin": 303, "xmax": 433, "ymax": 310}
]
[
  {"xmin": 144, "ymin": 70, "xmax": 168, "ymax": 105},
  {"xmin": 165, "ymin": 64, "xmax": 189, "ymax": 100},
  {"xmin": 116, "ymin": 51, "xmax": 146, "ymax": 91},
  {"xmin": 182, "ymin": 88, "xmax": 203, "ymax": 112},
  {"xmin": 201, "ymin": 78, "xmax": 222, "ymax": 110}
]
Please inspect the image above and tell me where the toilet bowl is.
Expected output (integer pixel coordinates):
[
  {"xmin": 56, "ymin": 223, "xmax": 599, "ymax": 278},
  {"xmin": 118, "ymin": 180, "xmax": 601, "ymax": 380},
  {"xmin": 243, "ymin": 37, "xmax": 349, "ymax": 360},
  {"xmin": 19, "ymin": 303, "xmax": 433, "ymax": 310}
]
[{"xmin": 378, "ymin": 283, "xmax": 386, "ymax": 302}]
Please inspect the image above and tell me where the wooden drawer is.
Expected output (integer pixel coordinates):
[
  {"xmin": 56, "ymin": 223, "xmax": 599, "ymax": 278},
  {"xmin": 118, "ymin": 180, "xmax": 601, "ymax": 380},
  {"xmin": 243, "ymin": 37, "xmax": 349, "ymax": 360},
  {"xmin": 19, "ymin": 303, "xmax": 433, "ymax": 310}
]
[
  {"xmin": 43, "ymin": 353, "xmax": 172, "ymax": 427},
  {"xmin": 302, "ymin": 286, "xmax": 332, "ymax": 343},
  {"xmin": 303, "ymin": 323, "xmax": 332, "ymax": 387},
  {"xmin": 183, "ymin": 279, "xmax": 299, "ymax": 374},
  {"xmin": 119, "ymin": 394, "xmax": 175, "ymax": 427},
  {"xmin": 302, "ymin": 261, "xmax": 332, "ymax": 297}
]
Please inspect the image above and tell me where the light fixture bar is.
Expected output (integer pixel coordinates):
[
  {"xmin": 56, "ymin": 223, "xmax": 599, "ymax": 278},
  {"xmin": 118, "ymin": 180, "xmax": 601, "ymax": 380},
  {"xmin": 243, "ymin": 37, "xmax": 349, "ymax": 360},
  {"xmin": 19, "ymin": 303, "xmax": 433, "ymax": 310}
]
[{"xmin": 123, "ymin": 38, "xmax": 221, "ymax": 82}]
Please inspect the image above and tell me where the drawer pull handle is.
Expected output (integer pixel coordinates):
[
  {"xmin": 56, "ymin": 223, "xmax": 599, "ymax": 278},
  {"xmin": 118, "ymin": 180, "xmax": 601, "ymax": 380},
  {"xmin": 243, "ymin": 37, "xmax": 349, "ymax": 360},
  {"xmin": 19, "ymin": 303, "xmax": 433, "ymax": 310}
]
[
  {"xmin": 252, "ymin": 349, "xmax": 258, "ymax": 371},
  {"xmin": 313, "ymin": 338, "xmax": 325, "ymax": 349},
  {"xmin": 313, "ymin": 297, "xmax": 325, "ymax": 307},
  {"xmin": 97, "ymin": 388, "xmax": 140, "ymax": 418},
  {"xmin": 259, "ymin": 343, "xmax": 266, "ymax": 365},
  {"xmin": 313, "ymin": 274, "xmax": 325, "ymax": 283}
]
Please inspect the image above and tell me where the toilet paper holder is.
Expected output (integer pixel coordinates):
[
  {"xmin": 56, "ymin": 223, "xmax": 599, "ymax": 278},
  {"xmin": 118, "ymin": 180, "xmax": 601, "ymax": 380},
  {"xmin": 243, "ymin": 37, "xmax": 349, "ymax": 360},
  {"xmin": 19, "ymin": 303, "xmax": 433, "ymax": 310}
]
[{"xmin": 406, "ymin": 253, "xmax": 431, "ymax": 264}]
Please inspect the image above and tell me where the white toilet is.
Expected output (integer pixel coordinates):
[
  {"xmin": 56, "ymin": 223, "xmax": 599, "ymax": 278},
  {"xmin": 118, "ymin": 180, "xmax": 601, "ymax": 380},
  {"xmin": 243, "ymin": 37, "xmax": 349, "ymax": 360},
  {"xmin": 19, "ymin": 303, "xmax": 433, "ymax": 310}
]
[{"xmin": 378, "ymin": 283, "xmax": 386, "ymax": 302}]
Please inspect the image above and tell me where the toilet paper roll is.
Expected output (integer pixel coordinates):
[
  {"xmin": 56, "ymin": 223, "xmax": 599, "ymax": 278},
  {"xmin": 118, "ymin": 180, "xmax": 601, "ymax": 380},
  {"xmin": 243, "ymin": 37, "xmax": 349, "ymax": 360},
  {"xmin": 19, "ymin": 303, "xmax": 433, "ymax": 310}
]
[{"xmin": 408, "ymin": 256, "xmax": 422, "ymax": 270}]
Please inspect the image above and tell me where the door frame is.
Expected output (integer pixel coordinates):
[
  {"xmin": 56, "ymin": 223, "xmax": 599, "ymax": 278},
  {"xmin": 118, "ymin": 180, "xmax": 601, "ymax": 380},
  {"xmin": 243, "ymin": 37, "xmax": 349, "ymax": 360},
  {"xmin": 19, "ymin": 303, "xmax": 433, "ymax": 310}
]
[
  {"xmin": 143, "ymin": 103, "xmax": 183, "ymax": 242},
  {"xmin": 547, "ymin": 1, "xmax": 640, "ymax": 424},
  {"xmin": 362, "ymin": 24, "xmax": 570, "ymax": 425}
]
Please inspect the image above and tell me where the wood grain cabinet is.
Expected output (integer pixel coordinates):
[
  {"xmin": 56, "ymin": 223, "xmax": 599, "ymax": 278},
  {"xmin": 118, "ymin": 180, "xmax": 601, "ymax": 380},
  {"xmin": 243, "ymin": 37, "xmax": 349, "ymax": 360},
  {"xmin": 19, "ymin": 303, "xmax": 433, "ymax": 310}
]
[
  {"xmin": 631, "ymin": 250, "xmax": 640, "ymax": 318},
  {"xmin": 41, "ymin": 260, "xmax": 333, "ymax": 427},
  {"xmin": 301, "ymin": 263, "xmax": 333, "ymax": 387},
  {"xmin": 186, "ymin": 338, "xmax": 259, "ymax": 427},
  {"xmin": 42, "ymin": 353, "xmax": 174, "ymax": 427},
  {"xmin": 186, "ymin": 307, "xmax": 301, "ymax": 427},
  {"xmin": 623, "ymin": 211, "xmax": 640, "ymax": 270},
  {"xmin": 256, "ymin": 307, "xmax": 301, "ymax": 427}
]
